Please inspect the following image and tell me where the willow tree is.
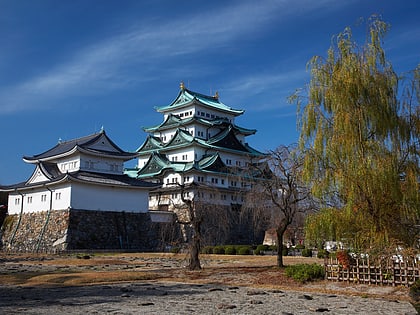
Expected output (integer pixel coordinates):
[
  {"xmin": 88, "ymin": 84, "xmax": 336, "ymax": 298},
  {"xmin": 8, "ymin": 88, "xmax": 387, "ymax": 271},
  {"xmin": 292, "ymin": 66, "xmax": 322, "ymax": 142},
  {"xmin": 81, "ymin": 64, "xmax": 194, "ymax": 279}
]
[{"xmin": 292, "ymin": 16, "xmax": 420, "ymax": 252}]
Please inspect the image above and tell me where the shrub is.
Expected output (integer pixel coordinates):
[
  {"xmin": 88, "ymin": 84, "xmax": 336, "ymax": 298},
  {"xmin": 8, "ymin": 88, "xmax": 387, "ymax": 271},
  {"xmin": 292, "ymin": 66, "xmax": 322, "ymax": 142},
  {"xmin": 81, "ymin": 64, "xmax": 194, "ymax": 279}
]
[
  {"xmin": 254, "ymin": 244, "xmax": 269, "ymax": 255},
  {"xmin": 282, "ymin": 245, "xmax": 288, "ymax": 256},
  {"xmin": 285, "ymin": 263, "xmax": 325, "ymax": 283},
  {"xmin": 301, "ymin": 248, "xmax": 313, "ymax": 257},
  {"xmin": 295, "ymin": 244, "xmax": 305, "ymax": 250},
  {"xmin": 224, "ymin": 245, "xmax": 236, "ymax": 255},
  {"xmin": 268, "ymin": 245, "xmax": 278, "ymax": 252},
  {"xmin": 410, "ymin": 279, "xmax": 420, "ymax": 302},
  {"xmin": 201, "ymin": 246, "xmax": 213, "ymax": 254},
  {"xmin": 237, "ymin": 246, "xmax": 252, "ymax": 255},
  {"xmin": 213, "ymin": 246, "xmax": 225, "ymax": 255},
  {"xmin": 170, "ymin": 247, "xmax": 181, "ymax": 254},
  {"xmin": 317, "ymin": 249, "xmax": 329, "ymax": 259}
]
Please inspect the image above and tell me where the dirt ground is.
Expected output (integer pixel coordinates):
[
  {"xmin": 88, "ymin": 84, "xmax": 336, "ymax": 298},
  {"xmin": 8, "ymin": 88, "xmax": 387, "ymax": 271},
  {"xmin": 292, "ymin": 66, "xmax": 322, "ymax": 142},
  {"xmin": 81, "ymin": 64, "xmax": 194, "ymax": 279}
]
[{"xmin": 0, "ymin": 252, "xmax": 412, "ymax": 301}]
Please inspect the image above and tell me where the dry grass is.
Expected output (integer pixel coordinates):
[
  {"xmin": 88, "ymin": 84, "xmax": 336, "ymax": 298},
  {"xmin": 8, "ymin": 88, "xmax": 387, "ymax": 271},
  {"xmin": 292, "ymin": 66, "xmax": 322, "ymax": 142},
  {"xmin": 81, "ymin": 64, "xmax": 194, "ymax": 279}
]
[{"xmin": 0, "ymin": 252, "xmax": 411, "ymax": 303}]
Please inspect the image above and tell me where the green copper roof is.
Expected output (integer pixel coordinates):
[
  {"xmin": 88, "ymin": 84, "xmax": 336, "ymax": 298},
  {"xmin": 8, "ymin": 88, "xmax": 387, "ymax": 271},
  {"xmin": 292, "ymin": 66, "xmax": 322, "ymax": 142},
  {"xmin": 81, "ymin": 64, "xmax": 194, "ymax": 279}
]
[
  {"xmin": 155, "ymin": 87, "xmax": 244, "ymax": 116},
  {"xmin": 136, "ymin": 135, "xmax": 163, "ymax": 152},
  {"xmin": 143, "ymin": 115, "xmax": 256, "ymax": 136},
  {"xmin": 136, "ymin": 126, "xmax": 265, "ymax": 157},
  {"xmin": 131, "ymin": 152, "xmax": 230, "ymax": 179}
]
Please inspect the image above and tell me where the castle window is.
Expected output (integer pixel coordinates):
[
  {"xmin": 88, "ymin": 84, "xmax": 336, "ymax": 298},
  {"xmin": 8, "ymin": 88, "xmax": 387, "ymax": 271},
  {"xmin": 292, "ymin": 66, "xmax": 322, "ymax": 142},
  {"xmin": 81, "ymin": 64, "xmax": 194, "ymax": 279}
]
[
  {"xmin": 15, "ymin": 197, "xmax": 20, "ymax": 205},
  {"xmin": 41, "ymin": 194, "xmax": 47, "ymax": 202},
  {"xmin": 55, "ymin": 192, "xmax": 61, "ymax": 200},
  {"xmin": 27, "ymin": 196, "xmax": 32, "ymax": 204}
]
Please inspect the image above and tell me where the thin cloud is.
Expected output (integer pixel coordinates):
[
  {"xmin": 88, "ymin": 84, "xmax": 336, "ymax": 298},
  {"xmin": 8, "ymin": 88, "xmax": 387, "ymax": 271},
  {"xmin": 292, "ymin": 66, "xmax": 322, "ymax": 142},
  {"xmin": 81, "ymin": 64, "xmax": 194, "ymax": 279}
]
[{"xmin": 0, "ymin": 0, "xmax": 344, "ymax": 114}]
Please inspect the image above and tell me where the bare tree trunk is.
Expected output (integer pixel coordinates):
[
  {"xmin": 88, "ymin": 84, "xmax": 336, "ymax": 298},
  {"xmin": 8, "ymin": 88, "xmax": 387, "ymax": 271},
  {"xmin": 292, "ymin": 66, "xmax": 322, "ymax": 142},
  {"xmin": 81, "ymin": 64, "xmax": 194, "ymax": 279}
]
[
  {"xmin": 188, "ymin": 235, "xmax": 201, "ymax": 270},
  {"xmin": 276, "ymin": 226, "xmax": 286, "ymax": 267}
]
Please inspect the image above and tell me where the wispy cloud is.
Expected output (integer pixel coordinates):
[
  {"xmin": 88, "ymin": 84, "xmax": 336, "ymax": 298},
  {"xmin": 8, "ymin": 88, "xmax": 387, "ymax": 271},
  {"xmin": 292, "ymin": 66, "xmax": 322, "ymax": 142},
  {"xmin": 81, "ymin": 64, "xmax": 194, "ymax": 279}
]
[{"xmin": 0, "ymin": 0, "xmax": 343, "ymax": 114}]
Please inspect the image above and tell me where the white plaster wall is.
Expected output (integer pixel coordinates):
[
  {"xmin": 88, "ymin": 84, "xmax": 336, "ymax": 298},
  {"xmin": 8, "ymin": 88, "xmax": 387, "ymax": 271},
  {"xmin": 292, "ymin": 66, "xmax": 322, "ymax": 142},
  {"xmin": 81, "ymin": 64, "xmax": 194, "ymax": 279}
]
[
  {"xmin": 79, "ymin": 154, "xmax": 123, "ymax": 174},
  {"xmin": 57, "ymin": 156, "xmax": 80, "ymax": 173},
  {"xmin": 7, "ymin": 185, "xmax": 71, "ymax": 214},
  {"xmin": 70, "ymin": 182, "xmax": 149, "ymax": 212}
]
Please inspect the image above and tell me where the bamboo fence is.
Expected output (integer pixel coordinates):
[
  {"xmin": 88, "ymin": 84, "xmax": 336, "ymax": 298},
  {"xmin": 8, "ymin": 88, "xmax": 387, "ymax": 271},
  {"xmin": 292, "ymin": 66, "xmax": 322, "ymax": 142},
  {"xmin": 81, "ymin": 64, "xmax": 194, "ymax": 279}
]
[{"xmin": 325, "ymin": 257, "xmax": 420, "ymax": 286}]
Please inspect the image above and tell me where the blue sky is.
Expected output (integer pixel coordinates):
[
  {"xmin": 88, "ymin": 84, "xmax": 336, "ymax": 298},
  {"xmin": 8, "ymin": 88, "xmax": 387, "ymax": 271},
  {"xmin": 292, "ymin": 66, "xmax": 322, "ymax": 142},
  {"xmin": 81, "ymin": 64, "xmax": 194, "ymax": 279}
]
[{"xmin": 0, "ymin": 0, "xmax": 419, "ymax": 185}]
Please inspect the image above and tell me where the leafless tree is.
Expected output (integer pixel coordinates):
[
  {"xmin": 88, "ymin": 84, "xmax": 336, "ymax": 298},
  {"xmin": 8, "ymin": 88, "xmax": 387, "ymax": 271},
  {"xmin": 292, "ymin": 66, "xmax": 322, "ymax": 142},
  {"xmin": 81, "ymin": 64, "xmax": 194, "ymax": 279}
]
[
  {"xmin": 245, "ymin": 145, "xmax": 314, "ymax": 267},
  {"xmin": 171, "ymin": 183, "xmax": 232, "ymax": 270}
]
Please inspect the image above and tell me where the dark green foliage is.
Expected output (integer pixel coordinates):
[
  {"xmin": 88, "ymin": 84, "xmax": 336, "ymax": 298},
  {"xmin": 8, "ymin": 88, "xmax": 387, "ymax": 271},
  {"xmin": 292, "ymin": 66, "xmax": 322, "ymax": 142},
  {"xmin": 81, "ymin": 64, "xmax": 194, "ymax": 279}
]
[
  {"xmin": 237, "ymin": 246, "xmax": 252, "ymax": 255},
  {"xmin": 317, "ymin": 249, "xmax": 329, "ymax": 259},
  {"xmin": 213, "ymin": 246, "xmax": 225, "ymax": 255},
  {"xmin": 254, "ymin": 244, "xmax": 269, "ymax": 255},
  {"xmin": 285, "ymin": 263, "xmax": 325, "ymax": 282},
  {"xmin": 295, "ymin": 244, "xmax": 305, "ymax": 250},
  {"xmin": 301, "ymin": 248, "xmax": 312, "ymax": 257},
  {"xmin": 224, "ymin": 245, "xmax": 236, "ymax": 255},
  {"xmin": 170, "ymin": 247, "xmax": 181, "ymax": 253},
  {"xmin": 410, "ymin": 279, "xmax": 420, "ymax": 302},
  {"xmin": 201, "ymin": 246, "xmax": 213, "ymax": 254},
  {"xmin": 282, "ymin": 245, "xmax": 288, "ymax": 256}
]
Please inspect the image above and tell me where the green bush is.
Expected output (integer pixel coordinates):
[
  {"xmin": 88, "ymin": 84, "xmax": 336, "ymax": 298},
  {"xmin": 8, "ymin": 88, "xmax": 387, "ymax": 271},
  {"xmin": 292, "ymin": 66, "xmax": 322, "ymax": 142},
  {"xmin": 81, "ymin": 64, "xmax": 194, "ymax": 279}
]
[
  {"xmin": 410, "ymin": 279, "xmax": 420, "ymax": 302},
  {"xmin": 301, "ymin": 248, "xmax": 313, "ymax": 257},
  {"xmin": 285, "ymin": 263, "xmax": 325, "ymax": 283},
  {"xmin": 224, "ymin": 245, "xmax": 236, "ymax": 255},
  {"xmin": 213, "ymin": 246, "xmax": 225, "ymax": 255},
  {"xmin": 170, "ymin": 247, "xmax": 181, "ymax": 254},
  {"xmin": 201, "ymin": 246, "xmax": 213, "ymax": 254},
  {"xmin": 317, "ymin": 249, "xmax": 329, "ymax": 259},
  {"xmin": 268, "ymin": 245, "xmax": 278, "ymax": 252},
  {"xmin": 282, "ymin": 245, "xmax": 288, "ymax": 256},
  {"xmin": 237, "ymin": 246, "xmax": 252, "ymax": 255},
  {"xmin": 295, "ymin": 244, "xmax": 305, "ymax": 250},
  {"xmin": 254, "ymin": 244, "xmax": 269, "ymax": 255}
]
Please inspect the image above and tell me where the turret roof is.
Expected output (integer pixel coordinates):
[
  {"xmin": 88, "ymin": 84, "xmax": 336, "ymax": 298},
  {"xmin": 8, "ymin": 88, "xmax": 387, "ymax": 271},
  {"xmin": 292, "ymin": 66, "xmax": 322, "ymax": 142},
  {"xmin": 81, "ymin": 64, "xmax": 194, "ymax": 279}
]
[
  {"xmin": 136, "ymin": 127, "xmax": 265, "ymax": 157},
  {"xmin": 23, "ymin": 130, "xmax": 137, "ymax": 163},
  {"xmin": 143, "ymin": 114, "xmax": 256, "ymax": 136},
  {"xmin": 155, "ymin": 86, "xmax": 244, "ymax": 116},
  {"xmin": 0, "ymin": 163, "xmax": 158, "ymax": 192},
  {"xmin": 132, "ymin": 152, "xmax": 229, "ymax": 179}
]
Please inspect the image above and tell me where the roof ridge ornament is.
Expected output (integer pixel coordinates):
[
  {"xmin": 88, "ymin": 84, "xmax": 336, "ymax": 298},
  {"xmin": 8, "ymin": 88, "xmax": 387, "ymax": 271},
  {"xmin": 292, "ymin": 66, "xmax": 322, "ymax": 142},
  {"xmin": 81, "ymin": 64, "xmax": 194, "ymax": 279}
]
[
  {"xmin": 180, "ymin": 81, "xmax": 185, "ymax": 90},
  {"xmin": 214, "ymin": 91, "xmax": 219, "ymax": 99}
]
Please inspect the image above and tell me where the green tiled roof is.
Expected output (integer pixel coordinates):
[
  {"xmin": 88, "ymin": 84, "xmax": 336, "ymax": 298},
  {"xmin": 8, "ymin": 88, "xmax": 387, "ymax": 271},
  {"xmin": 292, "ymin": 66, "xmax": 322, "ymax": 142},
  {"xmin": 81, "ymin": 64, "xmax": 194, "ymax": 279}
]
[
  {"xmin": 155, "ymin": 87, "xmax": 244, "ymax": 116},
  {"xmin": 136, "ymin": 126, "xmax": 265, "ymax": 157},
  {"xmin": 143, "ymin": 115, "xmax": 256, "ymax": 136},
  {"xmin": 131, "ymin": 152, "xmax": 228, "ymax": 179}
]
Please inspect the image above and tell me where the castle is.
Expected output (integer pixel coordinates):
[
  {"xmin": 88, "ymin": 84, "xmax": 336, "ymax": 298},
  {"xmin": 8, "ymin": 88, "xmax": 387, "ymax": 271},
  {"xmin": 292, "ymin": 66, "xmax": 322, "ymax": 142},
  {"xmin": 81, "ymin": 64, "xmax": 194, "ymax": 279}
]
[{"xmin": 0, "ymin": 84, "xmax": 267, "ymax": 251}]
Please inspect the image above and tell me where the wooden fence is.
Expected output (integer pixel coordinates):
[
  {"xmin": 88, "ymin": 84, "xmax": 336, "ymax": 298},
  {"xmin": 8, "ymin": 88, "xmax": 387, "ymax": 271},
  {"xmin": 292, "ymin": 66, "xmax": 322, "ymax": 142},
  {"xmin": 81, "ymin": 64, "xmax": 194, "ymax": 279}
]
[{"xmin": 325, "ymin": 257, "xmax": 420, "ymax": 286}]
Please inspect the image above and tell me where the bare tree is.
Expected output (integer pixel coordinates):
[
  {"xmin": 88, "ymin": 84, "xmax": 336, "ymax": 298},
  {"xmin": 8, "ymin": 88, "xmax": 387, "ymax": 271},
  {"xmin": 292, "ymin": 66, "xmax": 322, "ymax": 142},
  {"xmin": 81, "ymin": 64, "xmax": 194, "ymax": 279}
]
[
  {"xmin": 171, "ymin": 183, "xmax": 233, "ymax": 270},
  {"xmin": 246, "ymin": 145, "xmax": 314, "ymax": 267}
]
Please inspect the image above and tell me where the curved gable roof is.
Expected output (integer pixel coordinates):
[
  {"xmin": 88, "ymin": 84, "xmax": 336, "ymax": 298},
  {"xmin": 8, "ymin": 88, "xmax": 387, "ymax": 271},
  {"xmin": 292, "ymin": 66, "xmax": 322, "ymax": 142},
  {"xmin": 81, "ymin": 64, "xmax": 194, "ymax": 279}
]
[
  {"xmin": 155, "ymin": 86, "xmax": 244, "ymax": 116},
  {"xmin": 23, "ymin": 130, "xmax": 137, "ymax": 163},
  {"xmin": 136, "ymin": 135, "xmax": 163, "ymax": 152}
]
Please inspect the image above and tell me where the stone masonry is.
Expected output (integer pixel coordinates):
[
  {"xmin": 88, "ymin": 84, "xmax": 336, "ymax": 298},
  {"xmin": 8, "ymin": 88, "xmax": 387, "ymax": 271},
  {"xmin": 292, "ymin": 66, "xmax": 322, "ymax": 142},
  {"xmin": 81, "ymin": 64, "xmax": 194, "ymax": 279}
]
[{"xmin": 0, "ymin": 209, "xmax": 160, "ymax": 253}]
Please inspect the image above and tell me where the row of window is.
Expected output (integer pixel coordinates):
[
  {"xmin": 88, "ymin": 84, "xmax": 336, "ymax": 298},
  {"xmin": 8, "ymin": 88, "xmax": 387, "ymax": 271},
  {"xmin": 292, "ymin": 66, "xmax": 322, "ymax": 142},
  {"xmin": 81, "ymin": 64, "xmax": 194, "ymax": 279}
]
[
  {"xmin": 14, "ymin": 193, "xmax": 62, "ymax": 205},
  {"xmin": 165, "ymin": 175, "xmax": 251, "ymax": 188},
  {"xmin": 60, "ymin": 161, "xmax": 78, "ymax": 172},
  {"xmin": 150, "ymin": 192, "xmax": 243, "ymax": 202}
]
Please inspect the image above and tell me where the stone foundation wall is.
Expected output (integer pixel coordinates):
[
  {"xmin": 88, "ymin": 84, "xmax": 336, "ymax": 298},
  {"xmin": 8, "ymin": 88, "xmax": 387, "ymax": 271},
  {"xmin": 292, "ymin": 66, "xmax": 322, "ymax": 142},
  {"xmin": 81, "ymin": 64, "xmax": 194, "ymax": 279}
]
[{"xmin": 0, "ymin": 209, "xmax": 161, "ymax": 253}]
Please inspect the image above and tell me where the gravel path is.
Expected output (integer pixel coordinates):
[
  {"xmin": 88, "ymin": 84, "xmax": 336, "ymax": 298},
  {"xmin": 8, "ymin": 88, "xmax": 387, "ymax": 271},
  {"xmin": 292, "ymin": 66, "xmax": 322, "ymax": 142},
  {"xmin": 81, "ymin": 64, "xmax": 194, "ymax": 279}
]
[{"xmin": 0, "ymin": 281, "xmax": 417, "ymax": 314}]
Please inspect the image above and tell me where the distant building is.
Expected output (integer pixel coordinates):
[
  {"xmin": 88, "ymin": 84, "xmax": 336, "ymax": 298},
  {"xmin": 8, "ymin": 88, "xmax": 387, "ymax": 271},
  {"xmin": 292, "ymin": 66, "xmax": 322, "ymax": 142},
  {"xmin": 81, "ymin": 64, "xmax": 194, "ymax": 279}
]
[{"xmin": 125, "ymin": 83, "xmax": 267, "ymax": 244}]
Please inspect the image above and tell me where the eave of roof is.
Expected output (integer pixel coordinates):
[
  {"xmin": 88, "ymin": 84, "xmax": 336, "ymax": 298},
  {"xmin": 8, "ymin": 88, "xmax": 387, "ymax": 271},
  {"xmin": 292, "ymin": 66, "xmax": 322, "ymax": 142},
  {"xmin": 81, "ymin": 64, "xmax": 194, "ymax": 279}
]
[
  {"xmin": 0, "ymin": 171, "xmax": 159, "ymax": 192},
  {"xmin": 155, "ymin": 87, "xmax": 244, "ymax": 116},
  {"xmin": 23, "ymin": 130, "xmax": 136, "ymax": 163}
]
